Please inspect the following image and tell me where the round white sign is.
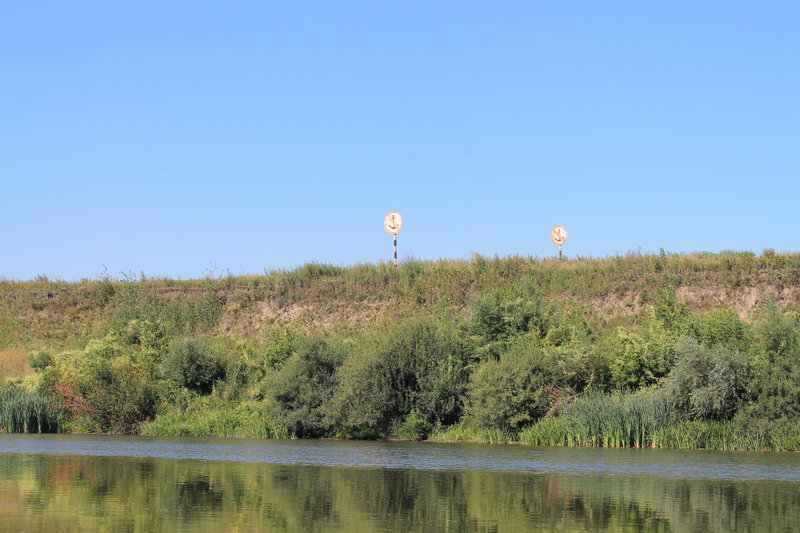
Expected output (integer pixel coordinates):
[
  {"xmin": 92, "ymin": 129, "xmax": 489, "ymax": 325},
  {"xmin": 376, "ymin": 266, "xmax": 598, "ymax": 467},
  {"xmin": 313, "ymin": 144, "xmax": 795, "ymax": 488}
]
[
  {"xmin": 384, "ymin": 211, "xmax": 403, "ymax": 234},
  {"xmin": 551, "ymin": 225, "xmax": 568, "ymax": 246}
]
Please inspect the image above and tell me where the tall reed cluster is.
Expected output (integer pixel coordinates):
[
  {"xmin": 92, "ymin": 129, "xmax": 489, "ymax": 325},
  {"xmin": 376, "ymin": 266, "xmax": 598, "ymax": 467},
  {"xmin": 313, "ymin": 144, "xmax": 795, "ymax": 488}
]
[
  {"xmin": 0, "ymin": 386, "xmax": 61, "ymax": 433},
  {"xmin": 519, "ymin": 391, "xmax": 672, "ymax": 447}
]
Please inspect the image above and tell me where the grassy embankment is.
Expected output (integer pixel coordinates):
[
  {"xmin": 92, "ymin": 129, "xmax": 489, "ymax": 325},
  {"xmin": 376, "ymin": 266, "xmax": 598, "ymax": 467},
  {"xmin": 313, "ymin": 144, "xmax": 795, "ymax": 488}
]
[{"xmin": 2, "ymin": 251, "xmax": 800, "ymax": 450}]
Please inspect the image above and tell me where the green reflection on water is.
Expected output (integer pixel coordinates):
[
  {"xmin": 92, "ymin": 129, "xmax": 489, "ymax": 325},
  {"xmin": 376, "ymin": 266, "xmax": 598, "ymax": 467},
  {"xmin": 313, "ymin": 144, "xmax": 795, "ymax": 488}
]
[{"xmin": 1, "ymin": 453, "xmax": 800, "ymax": 532}]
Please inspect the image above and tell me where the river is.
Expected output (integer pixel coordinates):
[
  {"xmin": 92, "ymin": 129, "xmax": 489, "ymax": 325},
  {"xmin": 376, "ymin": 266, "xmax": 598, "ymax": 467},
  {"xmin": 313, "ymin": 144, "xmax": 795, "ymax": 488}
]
[{"xmin": 2, "ymin": 434, "xmax": 799, "ymax": 531}]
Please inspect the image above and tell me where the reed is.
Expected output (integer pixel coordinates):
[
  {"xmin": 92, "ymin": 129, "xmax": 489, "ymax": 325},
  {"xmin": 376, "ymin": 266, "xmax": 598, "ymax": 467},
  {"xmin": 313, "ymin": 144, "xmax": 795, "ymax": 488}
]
[
  {"xmin": 0, "ymin": 386, "xmax": 61, "ymax": 433},
  {"xmin": 429, "ymin": 423, "xmax": 518, "ymax": 444},
  {"xmin": 653, "ymin": 421, "xmax": 740, "ymax": 450},
  {"xmin": 518, "ymin": 417, "xmax": 568, "ymax": 446},
  {"xmin": 139, "ymin": 407, "xmax": 290, "ymax": 439},
  {"xmin": 556, "ymin": 390, "xmax": 672, "ymax": 448}
]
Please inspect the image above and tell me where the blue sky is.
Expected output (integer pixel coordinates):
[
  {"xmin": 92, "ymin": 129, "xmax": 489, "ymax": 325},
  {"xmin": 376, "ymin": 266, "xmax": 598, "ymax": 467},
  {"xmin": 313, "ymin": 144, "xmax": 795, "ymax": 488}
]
[{"xmin": 2, "ymin": 2, "xmax": 798, "ymax": 280}]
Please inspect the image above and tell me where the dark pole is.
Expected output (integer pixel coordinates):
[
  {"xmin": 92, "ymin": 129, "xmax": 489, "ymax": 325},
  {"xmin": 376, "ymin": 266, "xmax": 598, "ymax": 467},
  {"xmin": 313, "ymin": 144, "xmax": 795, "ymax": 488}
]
[{"xmin": 394, "ymin": 234, "xmax": 398, "ymax": 267}]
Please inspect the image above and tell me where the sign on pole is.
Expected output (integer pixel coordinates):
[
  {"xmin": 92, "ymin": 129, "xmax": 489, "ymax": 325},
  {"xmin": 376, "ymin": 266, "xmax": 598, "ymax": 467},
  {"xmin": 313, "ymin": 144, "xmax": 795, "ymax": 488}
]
[
  {"xmin": 551, "ymin": 225, "xmax": 568, "ymax": 259},
  {"xmin": 384, "ymin": 211, "xmax": 403, "ymax": 266}
]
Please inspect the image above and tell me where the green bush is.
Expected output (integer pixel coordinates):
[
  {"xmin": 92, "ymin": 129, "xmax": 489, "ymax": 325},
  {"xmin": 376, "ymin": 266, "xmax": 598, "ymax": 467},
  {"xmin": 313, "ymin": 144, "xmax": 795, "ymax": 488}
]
[
  {"xmin": 737, "ymin": 303, "xmax": 800, "ymax": 425},
  {"xmin": 653, "ymin": 420, "xmax": 740, "ymax": 450},
  {"xmin": 163, "ymin": 337, "xmax": 224, "ymax": 394},
  {"xmin": 140, "ymin": 402, "xmax": 289, "ymax": 439},
  {"xmin": 605, "ymin": 323, "xmax": 677, "ymax": 390},
  {"xmin": 117, "ymin": 319, "xmax": 168, "ymax": 358},
  {"xmin": 470, "ymin": 288, "xmax": 551, "ymax": 351},
  {"xmin": 265, "ymin": 336, "xmax": 349, "ymax": 437},
  {"xmin": 682, "ymin": 310, "xmax": 751, "ymax": 352},
  {"xmin": 551, "ymin": 344, "xmax": 611, "ymax": 392},
  {"xmin": 663, "ymin": 338, "xmax": 751, "ymax": 420},
  {"xmin": 328, "ymin": 318, "xmax": 469, "ymax": 436},
  {"xmin": 78, "ymin": 355, "xmax": 160, "ymax": 433},
  {"xmin": 429, "ymin": 422, "xmax": 517, "ymax": 444},
  {"xmin": 518, "ymin": 417, "xmax": 568, "ymax": 446},
  {"xmin": 27, "ymin": 350, "xmax": 54, "ymax": 371},
  {"xmin": 393, "ymin": 409, "xmax": 427, "ymax": 440},
  {"xmin": 466, "ymin": 340, "xmax": 555, "ymax": 431}
]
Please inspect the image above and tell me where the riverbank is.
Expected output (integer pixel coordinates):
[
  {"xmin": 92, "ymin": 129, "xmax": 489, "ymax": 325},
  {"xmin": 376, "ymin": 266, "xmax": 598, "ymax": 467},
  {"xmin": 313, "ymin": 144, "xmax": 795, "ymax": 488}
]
[{"xmin": 2, "ymin": 251, "xmax": 800, "ymax": 451}]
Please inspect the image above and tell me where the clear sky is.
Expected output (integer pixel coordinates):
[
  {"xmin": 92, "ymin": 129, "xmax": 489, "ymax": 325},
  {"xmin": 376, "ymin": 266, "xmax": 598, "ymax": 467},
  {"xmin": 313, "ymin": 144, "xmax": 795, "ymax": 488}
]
[{"xmin": 2, "ymin": 2, "xmax": 798, "ymax": 281}]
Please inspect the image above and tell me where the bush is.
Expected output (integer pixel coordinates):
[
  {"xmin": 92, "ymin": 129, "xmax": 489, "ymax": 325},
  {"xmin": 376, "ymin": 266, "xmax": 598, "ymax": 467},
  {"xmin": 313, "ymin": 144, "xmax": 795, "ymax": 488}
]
[
  {"xmin": 466, "ymin": 340, "xmax": 555, "ymax": 431},
  {"xmin": 393, "ymin": 409, "xmax": 427, "ymax": 440},
  {"xmin": 265, "ymin": 336, "xmax": 350, "ymax": 437},
  {"xmin": 328, "ymin": 318, "xmax": 469, "ymax": 437},
  {"xmin": 605, "ymin": 323, "xmax": 677, "ymax": 390},
  {"xmin": 470, "ymin": 288, "xmax": 550, "ymax": 350},
  {"xmin": 551, "ymin": 344, "xmax": 611, "ymax": 392},
  {"xmin": 27, "ymin": 350, "xmax": 54, "ymax": 371},
  {"xmin": 737, "ymin": 303, "xmax": 800, "ymax": 425},
  {"xmin": 163, "ymin": 337, "xmax": 224, "ymax": 394},
  {"xmin": 79, "ymin": 355, "xmax": 160, "ymax": 433},
  {"xmin": 682, "ymin": 310, "xmax": 751, "ymax": 352},
  {"xmin": 518, "ymin": 417, "xmax": 568, "ymax": 446},
  {"xmin": 140, "ymin": 402, "xmax": 289, "ymax": 439},
  {"xmin": 663, "ymin": 338, "xmax": 751, "ymax": 421}
]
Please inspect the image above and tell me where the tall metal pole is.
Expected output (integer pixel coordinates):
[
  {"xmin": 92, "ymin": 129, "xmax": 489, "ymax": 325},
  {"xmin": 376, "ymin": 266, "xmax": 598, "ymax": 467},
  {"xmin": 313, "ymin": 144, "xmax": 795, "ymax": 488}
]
[
  {"xmin": 394, "ymin": 234, "xmax": 398, "ymax": 267},
  {"xmin": 559, "ymin": 245, "xmax": 563, "ymax": 261}
]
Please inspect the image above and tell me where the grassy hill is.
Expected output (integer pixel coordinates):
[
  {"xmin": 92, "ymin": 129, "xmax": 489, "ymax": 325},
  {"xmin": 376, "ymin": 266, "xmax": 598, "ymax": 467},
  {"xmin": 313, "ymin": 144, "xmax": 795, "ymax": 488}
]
[{"xmin": 2, "ymin": 250, "xmax": 799, "ymax": 353}]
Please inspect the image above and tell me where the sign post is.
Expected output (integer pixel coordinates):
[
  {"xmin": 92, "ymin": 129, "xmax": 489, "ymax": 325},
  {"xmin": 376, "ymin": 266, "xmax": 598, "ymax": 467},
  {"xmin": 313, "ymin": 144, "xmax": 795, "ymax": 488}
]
[
  {"xmin": 384, "ymin": 211, "xmax": 403, "ymax": 266},
  {"xmin": 551, "ymin": 225, "xmax": 568, "ymax": 260}
]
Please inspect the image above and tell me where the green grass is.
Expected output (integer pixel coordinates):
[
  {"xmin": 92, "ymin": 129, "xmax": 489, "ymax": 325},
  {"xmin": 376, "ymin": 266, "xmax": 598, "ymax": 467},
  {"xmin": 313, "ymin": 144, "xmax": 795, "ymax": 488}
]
[
  {"xmin": 4, "ymin": 251, "xmax": 800, "ymax": 351},
  {"xmin": 139, "ymin": 405, "xmax": 289, "ymax": 439},
  {"xmin": 428, "ymin": 423, "xmax": 518, "ymax": 444},
  {"xmin": 519, "ymin": 417, "xmax": 800, "ymax": 452}
]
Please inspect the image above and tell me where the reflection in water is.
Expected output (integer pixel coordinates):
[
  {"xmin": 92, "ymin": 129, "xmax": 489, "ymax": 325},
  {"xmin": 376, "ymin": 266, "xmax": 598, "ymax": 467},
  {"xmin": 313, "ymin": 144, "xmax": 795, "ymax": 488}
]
[{"xmin": 2, "ymin": 452, "xmax": 800, "ymax": 532}]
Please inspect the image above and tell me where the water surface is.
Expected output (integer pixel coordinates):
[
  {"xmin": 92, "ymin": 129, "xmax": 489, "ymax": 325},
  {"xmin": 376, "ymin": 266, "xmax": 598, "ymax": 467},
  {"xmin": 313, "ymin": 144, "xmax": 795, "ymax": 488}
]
[{"xmin": 2, "ymin": 434, "xmax": 799, "ymax": 532}]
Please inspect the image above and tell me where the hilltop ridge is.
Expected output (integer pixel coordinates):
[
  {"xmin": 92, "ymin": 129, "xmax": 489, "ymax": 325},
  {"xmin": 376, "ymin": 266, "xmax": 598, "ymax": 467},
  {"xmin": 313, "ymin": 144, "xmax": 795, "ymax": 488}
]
[{"xmin": 1, "ymin": 251, "xmax": 798, "ymax": 352}]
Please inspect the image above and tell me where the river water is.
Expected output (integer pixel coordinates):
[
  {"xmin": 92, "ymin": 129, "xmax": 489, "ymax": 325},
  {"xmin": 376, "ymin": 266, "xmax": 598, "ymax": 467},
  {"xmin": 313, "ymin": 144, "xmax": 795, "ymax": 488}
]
[{"xmin": 1, "ymin": 434, "xmax": 800, "ymax": 531}]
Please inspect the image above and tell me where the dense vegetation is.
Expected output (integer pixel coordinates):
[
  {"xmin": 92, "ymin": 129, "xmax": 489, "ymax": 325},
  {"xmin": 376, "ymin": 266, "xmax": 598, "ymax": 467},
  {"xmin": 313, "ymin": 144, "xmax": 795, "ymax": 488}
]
[{"xmin": 2, "ymin": 251, "xmax": 800, "ymax": 450}]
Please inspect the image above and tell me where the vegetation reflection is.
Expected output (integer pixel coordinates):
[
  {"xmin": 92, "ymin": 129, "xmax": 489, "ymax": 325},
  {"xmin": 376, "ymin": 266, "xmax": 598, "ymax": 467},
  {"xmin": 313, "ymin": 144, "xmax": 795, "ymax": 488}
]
[{"xmin": 1, "ymin": 453, "xmax": 799, "ymax": 532}]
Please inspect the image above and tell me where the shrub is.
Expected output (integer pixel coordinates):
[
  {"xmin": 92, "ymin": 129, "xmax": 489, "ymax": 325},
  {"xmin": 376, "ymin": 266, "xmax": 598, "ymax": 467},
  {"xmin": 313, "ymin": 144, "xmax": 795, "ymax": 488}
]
[
  {"xmin": 265, "ymin": 336, "xmax": 349, "ymax": 437},
  {"xmin": 605, "ymin": 323, "xmax": 678, "ymax": 390},
  {"xmin": 470, "ymin": 288, "xmax": 550, "ymax": 346},
  {"xmin": 78, "ymin": 355, "xmax": 160, "ymax": 433},
  {"xmin": 163, "ymin": 337, "xmax": 224, "ymax": 394},
  {"xmin": 663, "ymin": 338, "xmax": 751, "ymax": 421},
  {"xmin": 737, "ymin": 303, "xmax": 800, "ymax": 425},
  {"xmin": 27, "ymin": 350, "xmax": 54, "ymax": 371},
  {"xmin": 552, "ymin": 344, "xmax": 611, "ymax": 392},
  {"xmin": 118, "ymin": 319, "xmax": 168, "ymax": 358},
  {"xmin": 681, "ymin": 310, "xmax": 751, "ymax": 351},
  {"xmin": 328, "ymin": 318, "xmax": 469, "ymax": 437},
  {"xmin": 393, "ymin": 409, "xmax": 427, "ymax": 440},
  {"xmin": 466, "ymin": 340, "xmax": 555, "ymax": 431},
  {"xmin": 140, "ymin": 402, "xmax": 289, "ymax": 439},
  {"xmin": 518, "ymin": 417, "xmax": 568, "ymax": 446}
]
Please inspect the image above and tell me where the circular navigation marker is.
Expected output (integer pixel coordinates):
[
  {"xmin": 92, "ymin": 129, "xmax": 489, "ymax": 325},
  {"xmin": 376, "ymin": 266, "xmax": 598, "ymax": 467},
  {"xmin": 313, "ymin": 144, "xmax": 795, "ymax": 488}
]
[
  {"xmin": 551, "ymin": 226, "xmax": 568, "ymax": 247},
  {"xmin": 384, "ymin": 211, "xmax": 403, "ymax": 235}
]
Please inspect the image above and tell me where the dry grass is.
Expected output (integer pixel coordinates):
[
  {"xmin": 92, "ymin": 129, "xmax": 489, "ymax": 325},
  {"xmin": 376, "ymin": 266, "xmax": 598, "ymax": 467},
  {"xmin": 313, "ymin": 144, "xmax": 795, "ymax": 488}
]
[{"xmin": 0, "ymin": 349, "xmax": 33, "ymax": 380}]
